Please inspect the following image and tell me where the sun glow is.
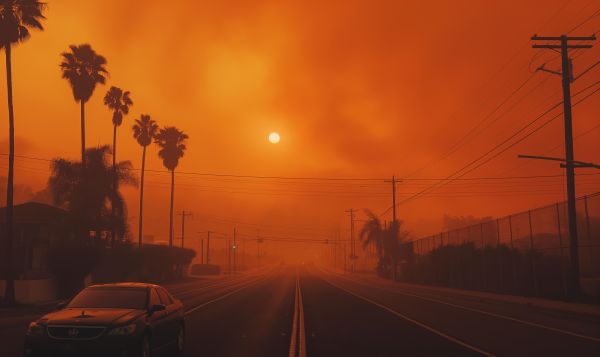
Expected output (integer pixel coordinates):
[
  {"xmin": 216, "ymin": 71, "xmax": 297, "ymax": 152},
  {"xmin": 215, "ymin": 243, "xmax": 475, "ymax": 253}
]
[{"xmin": 268, "ymin": 132, "xmax": 281, "ymax": 144}]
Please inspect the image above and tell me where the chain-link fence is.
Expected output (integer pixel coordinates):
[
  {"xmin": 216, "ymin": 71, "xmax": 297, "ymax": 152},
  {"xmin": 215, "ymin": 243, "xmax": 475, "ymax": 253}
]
[{"xmin": 402, "ymin": 192, "xmax": 600, "ymax": 299}]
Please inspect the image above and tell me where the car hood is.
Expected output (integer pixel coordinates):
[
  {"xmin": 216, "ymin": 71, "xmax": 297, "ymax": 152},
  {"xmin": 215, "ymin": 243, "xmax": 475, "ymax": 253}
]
[{"xmin": 39, "ymin": 308, "xmax": 144, "ymax": 326}]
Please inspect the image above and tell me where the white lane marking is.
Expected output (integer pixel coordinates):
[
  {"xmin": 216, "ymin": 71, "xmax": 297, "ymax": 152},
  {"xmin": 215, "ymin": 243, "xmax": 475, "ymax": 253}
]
[
  {"xmin": 184, "ymin": 276, "xmax": 265, "ymax": 316},
  {"xmin": 297, "ymin": 275, "xmax": 307, "ymax": 357},
  {"xmin": 288, "ymin": 274, "xmax": 299, "ymax": 357},
  {"xmin": 334, "ymin": 273, "xmax": 600, "ymax": 344},
  {"xmin": 322, "ymin": 276, "xmax": 496, "ymax": 357}
]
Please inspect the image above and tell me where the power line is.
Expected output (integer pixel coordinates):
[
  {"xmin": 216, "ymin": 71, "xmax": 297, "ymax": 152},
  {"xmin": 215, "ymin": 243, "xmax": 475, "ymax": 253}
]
[{"xmin": 381, "ymin": 78, "xmax": 600, "ymax": 214}]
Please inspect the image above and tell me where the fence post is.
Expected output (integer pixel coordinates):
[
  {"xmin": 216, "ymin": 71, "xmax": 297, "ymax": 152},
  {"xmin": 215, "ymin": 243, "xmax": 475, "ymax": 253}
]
[
  {"xmin": 528, "ymin": 210, "xmax": 538, "ymax": 295},
  {"xmin": 509, "ymin": 215, "xmax": 518, "ymax": 292},
  {"xmin": 496, "ymin": 218, "xmax": 501, "ymax": 246},
  {"xmin": 556, "ymin": 203, "xmax": 568, "ymax": 299},
  {"xmin": 584, "ymin": 195, "xmax": 592, "ymax": 278},
  {"xmin": 481, "ymin": 223, "xmax": 486, "ymax": 290},
  {"xmin": 496, "ymin": 218, "xmax": 502, "ymax": 292}
]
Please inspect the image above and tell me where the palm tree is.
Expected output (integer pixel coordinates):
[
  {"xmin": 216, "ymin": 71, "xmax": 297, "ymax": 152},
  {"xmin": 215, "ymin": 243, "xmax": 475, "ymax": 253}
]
[
  {"xmin": 49, "ymin": 146, "xmax": 137, "ymax": 241},
  {"xmin": 60, "ymin": 44, "xmax": 108, "ymax": 167},
  {"xmin": 103, "ymin": 86, "xmax": 132, "ymax": 245},
  {"xmin": 103, "ymin": 86, "xmax": 132, "ymax": 169},
  {"xmin": 0, "ymin": 0, "xmax": 46, "ymax": 305},
  {"xmin": 359, "ymin": 211, "xmax": 408, "ymax": 279},
  {"xmin": 359, "ymin": 210, "xmax": 385, "ymax": 263},
  {"xmin": 154, "ymin": 127, "xmax": 188, "ymax": 247},
  {"xmin": 132, "ymin": 115, "xmax": 159, "ymax": 247}
]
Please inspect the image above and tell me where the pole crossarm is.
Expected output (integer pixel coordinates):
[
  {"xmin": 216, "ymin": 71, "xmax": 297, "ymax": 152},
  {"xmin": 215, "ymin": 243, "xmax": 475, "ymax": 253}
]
[
  {"xmin": 532, "ymin": 44, "xmax": 593, "ymax": 49},
  {"xmin": 531, "ymin": 35, "xmax": 596, "ymax": 41},
  {"xmin": 518, "ymin": 154, "xmax": 600, "ymax": 169}
]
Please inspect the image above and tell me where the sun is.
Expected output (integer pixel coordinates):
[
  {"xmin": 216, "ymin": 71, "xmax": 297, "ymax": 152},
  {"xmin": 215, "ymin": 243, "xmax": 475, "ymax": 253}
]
[{"xmin": 268, "ymin": 132, "xmax": 280, "ymax": 144}]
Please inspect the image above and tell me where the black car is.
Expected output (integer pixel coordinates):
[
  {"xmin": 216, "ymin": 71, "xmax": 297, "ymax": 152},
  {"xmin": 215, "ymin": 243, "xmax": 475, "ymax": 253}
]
[{"xmin": 24, "ymin": 283, "xmax": 185, "ymax": 357}]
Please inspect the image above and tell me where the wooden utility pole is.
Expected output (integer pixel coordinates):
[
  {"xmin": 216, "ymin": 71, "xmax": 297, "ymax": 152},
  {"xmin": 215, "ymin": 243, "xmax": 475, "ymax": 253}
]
[
  {"xmin": 531, "ymin": 34, "xmax": 596, "ymax": 297},
  {"xmin": 227, "ymin": 239, "xmax": 231, "ymax": 274},
  {"xmin": 233, "ymin": 228, "xmax": 237, "ymax": 274},
  {"xmin": 345, "ymin": 209, "xmax": 356, "ymax": 273},
  {"xmin": 200, "ymin": 239, "xmax": 204, "ymax": 264},
  {"xmin": 178, "ymin": 211, "xmax": 193, "ymax": 248},
  {"xmin": 384, "ymin": 176, "xmax": 399, "ymax": 223},
  {"xmin": 206, "ymin": 231, "xmax": 211, "ymax": 264}
]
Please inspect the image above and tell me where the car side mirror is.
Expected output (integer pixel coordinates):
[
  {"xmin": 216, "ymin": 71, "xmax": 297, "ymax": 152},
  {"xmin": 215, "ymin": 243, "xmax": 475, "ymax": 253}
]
[
  {"xmin": 56, "ymin": 301, "xmax": 67, "ymax": 310},
  {"xmin": 148, "ymin": 304, "xmax": 166, "ymax": 314}
]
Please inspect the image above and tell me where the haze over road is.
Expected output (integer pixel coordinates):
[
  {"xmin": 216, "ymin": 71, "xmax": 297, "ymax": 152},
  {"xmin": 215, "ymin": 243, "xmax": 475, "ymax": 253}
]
[{"xmin": 1, "ymin": 266, "xmax": 599, "ymax": 356}]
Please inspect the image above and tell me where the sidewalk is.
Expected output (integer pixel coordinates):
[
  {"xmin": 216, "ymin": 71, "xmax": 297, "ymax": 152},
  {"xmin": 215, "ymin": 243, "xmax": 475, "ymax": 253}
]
[{"xmin": 352, "ymin": 272, "xmax": 600, "ymax": 319}]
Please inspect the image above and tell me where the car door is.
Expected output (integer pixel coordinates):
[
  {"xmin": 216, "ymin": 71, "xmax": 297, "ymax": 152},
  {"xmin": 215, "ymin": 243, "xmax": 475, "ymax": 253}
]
[
  {"xmin": 157, "ymin": 287, "xmax": 179, "ymax": 344},
  {"xmin": 148, "ymin": 287, "xmax": 169, "ymax": 348}
]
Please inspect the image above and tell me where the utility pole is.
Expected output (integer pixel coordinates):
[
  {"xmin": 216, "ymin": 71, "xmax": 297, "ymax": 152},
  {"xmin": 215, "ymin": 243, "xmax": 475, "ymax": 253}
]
[
  {"xmin": 200, "ymin": 239, "xmax": 204, "ymax": 264},
  {"xmin": 343, "ymin": 242, "xmax": 347, "ymax": 273},
  {"xmin": 178, "ymin": 211, "xmax": 193, "ymax": 248},
  {"xmin": 227, "ymin": 239, "xmax": 231, "ymax": 274},
  {"xmin": 345, "ymin": 209, "xmax": 356, "ymax": 273},
  {"xmin": 242, "ymin": 237, "xmax": 246, "ymax": 271},
  {"xmin": 384, "ymin": 176, "xmax": 400, "ymax": 223},
  {"xmin": 233, "ymin": 228, "xmax": 237, "ymax": 274},
  {"xmin": 531, "ymin": 34, "xmax": 596, "ymax": 297},
  {"xmin": 206, "ymin": 231, "xmax": 211, "ymax": 265},
  {"xmin": 257, "ymin": 230, "xmax": 262, "ymax": 267}
]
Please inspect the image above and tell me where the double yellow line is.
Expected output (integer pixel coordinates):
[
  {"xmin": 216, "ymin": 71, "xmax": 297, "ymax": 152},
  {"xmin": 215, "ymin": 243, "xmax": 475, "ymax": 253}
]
[{"xmin": 288, "ymin": 272, "xmax": 307, "ymax": 357}]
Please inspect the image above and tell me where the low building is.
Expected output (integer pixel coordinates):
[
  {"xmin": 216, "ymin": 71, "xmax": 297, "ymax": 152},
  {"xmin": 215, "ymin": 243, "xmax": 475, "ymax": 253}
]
[{"xmin": 0, "ymin": 202, "xmax": 73, "ymax": 302}]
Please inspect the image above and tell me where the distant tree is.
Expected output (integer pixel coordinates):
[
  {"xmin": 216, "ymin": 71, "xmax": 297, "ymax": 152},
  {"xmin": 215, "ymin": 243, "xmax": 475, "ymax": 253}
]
[
  {"xmin": 103, "ymin": 86, "xmax": 132, "ymax": 169},
  {"xmin": 0, "ymin": 0, "xmax": 46, "ymax": 305},
  {"xmin": 60, "ymin": 44, "xmax": 108, "ymax": 166},
  {"xmin": 154, "ymin": 127, "xmax": 188, "ymax": 247},
  {"xmin": 442, "ymin": 214, "xmax": 493, "ymax": 231},
  {"xmin": 132, "ymin": 115, "xmax": 159, "ymax": 247},
  {"xmin": 103, "ymin": 86, "xmax": 132, "ymax": 245},
  {"xmin": 359, "ymin": 211, "xmax": 408, "ymax": 279},
  {"xmin": 359, "ymin": 210, "xmax": 386, "ymax": 274},
  {"xmin": 385, "ymin": 220, "xmax": 409, "ymax": 280},
  {"xmin": 48, "ymin": 146, "xmax": 137, "ymax": 241}
]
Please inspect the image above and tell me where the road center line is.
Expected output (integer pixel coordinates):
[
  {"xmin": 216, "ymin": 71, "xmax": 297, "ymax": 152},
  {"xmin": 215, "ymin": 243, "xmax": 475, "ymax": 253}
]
[
  {"xmin": 334, "ymin": 273, "xmax": 600, "ymax": 344},
  {"xmin": 184, "ymin": 276, "xmax": 265, "ymax": 316},
  {"xmin": 298, "ymin": 275, "xmax": 307, "ymax": 357},
  {"xmin": 289, "ymin": 272, "xmax": 307, "ymax": 357},
  {"xmin": 288, "ymin": 275, "xmax": 299, "ymax": 357},
  {"xmin": 321, "ymin": 275, "xmax": 496, "ymax": 357}
]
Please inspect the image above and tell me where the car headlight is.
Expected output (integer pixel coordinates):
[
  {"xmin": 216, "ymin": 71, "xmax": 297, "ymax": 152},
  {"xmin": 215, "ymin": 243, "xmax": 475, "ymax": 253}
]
[
  {"xmin": 26, "ymin": 322, "xmax": 45, "ymax": 336},
  {"xmin": 107, "ymin": 323, "xmax": 137, "ymax": 336}
]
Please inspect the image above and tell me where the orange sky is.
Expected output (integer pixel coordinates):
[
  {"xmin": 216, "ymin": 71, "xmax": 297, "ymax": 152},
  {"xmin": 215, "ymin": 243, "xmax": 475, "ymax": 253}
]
[{"xmin": 1, "ymin": 0, "xmax": 599, "ymax": 259}]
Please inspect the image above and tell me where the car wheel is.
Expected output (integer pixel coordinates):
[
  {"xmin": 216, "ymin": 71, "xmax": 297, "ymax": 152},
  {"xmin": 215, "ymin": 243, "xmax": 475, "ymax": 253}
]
[
  {"xmin": 175, "ymin": 325, "xmax": 185, "ymax": 355},
  {"xmin": 140, "ymin": 335, "xmax": 151, "ymax": 357}
]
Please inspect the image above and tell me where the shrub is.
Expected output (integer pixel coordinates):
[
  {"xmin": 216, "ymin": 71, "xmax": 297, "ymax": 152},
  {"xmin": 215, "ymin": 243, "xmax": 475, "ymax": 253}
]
[{"xmin": 402, "ymin": 242, "xmax": 567, "ymax": 299}]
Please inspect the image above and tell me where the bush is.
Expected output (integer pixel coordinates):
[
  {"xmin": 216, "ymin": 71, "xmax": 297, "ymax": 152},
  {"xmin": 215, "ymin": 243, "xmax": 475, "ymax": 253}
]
[
  {"xmin": 46, "ymin": 241, "xmax": 196, "ymax": 297},
  {"xmin": 402, "ymin": 242, "xmax": 567, "ymax": 299},
  {"xmin": 46, "ymin": 238, "xmax": 101, "ymax": 298},
  {"xmin": 190, "ymin": 264, "xmax": 221, "ymax": 275},
  {"xmin": 92, "ymin": 243, "xmax": 196, "ymax": 283}
]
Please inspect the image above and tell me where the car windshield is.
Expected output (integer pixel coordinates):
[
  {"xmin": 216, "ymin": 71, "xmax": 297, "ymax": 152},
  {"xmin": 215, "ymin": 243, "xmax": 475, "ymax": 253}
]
[{"xmin": 67, "ymin": 287, "xmax": 148, "ymax": 309}]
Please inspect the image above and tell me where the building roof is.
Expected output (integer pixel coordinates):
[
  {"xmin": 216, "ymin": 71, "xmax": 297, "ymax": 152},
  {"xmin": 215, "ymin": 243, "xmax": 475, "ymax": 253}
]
[
  {"xmin": 89, "ymin": 282, "xmax": 158, "ymax": 289},
  {"xmin": 0, "ymin": 201, "xmax": 68, "ymax": 224}
]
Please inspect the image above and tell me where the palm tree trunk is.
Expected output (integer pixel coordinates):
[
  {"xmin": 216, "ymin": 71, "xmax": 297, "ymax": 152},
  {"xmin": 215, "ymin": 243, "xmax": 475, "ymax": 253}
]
[
  {"xmin": 80, "ymin": 101, "xmax": 86, "ymax": 167},
  {"xmin": 110, "ymin": 124, "xmax": 117, "ymax": 246},
  {"xmin": 112, "ymin": 125, "xmax": 117, "ymax": 169},
  {"xmin": 138, "ymin": 146, "xmax": 146, "ymax": 248},
  {"xmin": 169, "ymin": 169, "xmax": 175, "ymax": 247},
  {"xmin": 3, "ymin": 45, "xmax": 15, "ymax": 304}
]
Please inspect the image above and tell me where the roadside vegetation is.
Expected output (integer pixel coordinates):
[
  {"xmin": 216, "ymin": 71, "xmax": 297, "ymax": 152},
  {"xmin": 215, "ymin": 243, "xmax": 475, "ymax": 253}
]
[{"xmin": 1, "ymin": 1, "xmax": 193, "ymax": 304}]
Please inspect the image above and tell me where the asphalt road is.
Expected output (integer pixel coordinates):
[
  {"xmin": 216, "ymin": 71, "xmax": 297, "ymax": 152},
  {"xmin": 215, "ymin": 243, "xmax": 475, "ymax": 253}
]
[{"xmin": 1, "ymin": 265, "xmax": 599, "ymax": 356}]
